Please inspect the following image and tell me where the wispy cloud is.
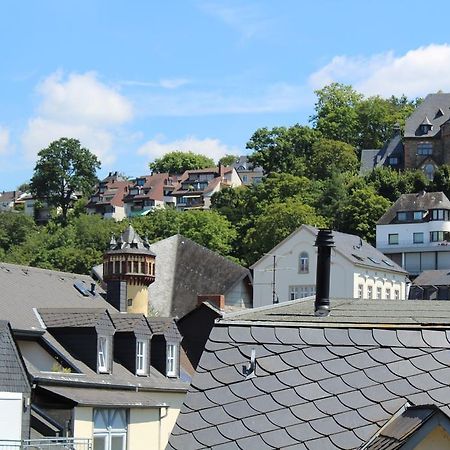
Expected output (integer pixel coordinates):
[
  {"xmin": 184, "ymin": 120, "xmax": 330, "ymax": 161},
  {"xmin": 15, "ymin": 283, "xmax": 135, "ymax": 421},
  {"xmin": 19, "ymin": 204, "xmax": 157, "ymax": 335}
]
[
  {"xmin": 198, "ymin": 1, "xmax": 269, "ymax": 40},
  {"xmin": 309, "ymin": 44, "xmax": 450, "ymax": 98},
  {"xmin": 22, "ymin": 71, "xmax": 133, "ymax": 164},
  {"xmin": 120, "ymin": 78, "xmax": 190, "ymax": 89},
  {"xmin": 137, "ymin": 135, "xmax": 239, "ymax": 163},
  {"xmin": 0, "ymin": 126, "xmax": 10, "ymax": 155}
]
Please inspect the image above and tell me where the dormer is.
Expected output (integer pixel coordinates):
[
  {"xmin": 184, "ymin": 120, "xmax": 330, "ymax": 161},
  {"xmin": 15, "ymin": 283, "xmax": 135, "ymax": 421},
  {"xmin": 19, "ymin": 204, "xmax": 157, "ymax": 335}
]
[
  {"xmin": 147, "ymin": 318, "xmax": 182, "ymax": 378},
  {"xmin": 418, "ymin": 116, "xmax": 433, "ymax": 135},
  {"xmin": 38, "ymin": 308, "xmax": 115, "ymax": 374},
  {"xmin": 111, "ymin": 314, "xmax": 152, "ymax": 376}
]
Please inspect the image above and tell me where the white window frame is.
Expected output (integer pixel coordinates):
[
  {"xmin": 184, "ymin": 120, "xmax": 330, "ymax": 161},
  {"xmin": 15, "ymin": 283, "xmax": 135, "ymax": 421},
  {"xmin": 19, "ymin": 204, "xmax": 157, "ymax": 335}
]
[
  {"xmin": 394, "ymin": 290, "xmax": 400, "ymax": 300},
  {"xmin": 376, "ymin": 287, "xmax": 382, "ymax": 300},
  {"xmin": 386, "ymin": 288, "xmax": 391, "ymax": 300},
  {"xmin": 93, "ymin": 409, "xmax": 127, "ymax": 450},
  {"xmin": 167, "ymin": 343, "xmax": 177, "ymax": 377},
  {"xmin": 367, "ymin": 286, "xmax": 373, "ymax": 300},
  {"xmin": 98, "ymin": 336, "xmax": 109, "ymax": 373},
  {"xmin": 299, "ymin": 252, "xmax": 309, "ymax": 273},
  {"xmin": 136, "ymin": 339, "xmax": 148, "ymax": 375},
  {"xmin": 358, "ymin": 284, "xmax": 364, "ymax": 299}
]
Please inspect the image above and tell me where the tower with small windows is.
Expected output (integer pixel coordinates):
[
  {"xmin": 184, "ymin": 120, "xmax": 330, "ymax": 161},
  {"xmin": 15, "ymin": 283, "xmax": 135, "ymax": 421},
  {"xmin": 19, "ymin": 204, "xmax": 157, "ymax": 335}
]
[{"xmin": 103, "ymin": 225, "xmax": 155, "ymax": 316}]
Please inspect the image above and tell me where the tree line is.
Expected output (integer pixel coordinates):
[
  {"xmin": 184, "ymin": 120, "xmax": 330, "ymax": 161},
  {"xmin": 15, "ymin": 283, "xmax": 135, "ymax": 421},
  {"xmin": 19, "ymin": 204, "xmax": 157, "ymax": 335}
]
[{"xmin": 2, "ymin": 83, "xmax": 449, "ymax": 273}]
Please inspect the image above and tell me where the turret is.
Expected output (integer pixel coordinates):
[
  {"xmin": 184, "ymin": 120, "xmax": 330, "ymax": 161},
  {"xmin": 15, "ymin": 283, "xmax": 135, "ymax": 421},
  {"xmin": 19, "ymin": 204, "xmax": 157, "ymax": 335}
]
[{"xmin": 103, "ymin": 225, "xmax": 155, "ymax": 316}]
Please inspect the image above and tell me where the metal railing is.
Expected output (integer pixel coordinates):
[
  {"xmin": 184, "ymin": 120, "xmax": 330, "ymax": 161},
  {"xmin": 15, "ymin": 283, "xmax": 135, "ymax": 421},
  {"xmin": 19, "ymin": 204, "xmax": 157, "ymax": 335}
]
[{"xmin": 0, "ymin": 438, "xmax": 91, "ymax": 450}]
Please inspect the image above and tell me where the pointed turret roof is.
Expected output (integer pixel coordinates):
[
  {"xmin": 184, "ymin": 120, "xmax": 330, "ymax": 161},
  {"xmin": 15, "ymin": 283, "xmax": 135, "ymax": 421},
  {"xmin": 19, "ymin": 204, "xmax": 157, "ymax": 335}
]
[{"xmin": 106, "ymin": 225, "xmax": 155, "ymax": 255}]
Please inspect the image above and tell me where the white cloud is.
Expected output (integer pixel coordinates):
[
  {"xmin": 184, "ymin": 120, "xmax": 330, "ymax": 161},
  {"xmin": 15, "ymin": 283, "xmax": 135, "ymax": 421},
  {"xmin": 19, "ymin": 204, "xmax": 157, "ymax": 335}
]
[
  {"xmin": 309, "ymin": 44, "xmax": 450, "ymax": 98},
  {"xmin": 0, "ymin": 126, "xmax": 10, "ymax": 155},
  {"xmin": 137, "ymin": 135, "xmax": 239, "ymax": 163},
  {"xmin": 120, "ymin": 78, "xmax": 190, "ymax": 89},
  {"xmin": 22, "ymin": 71, "xmax": 133, "ymax": 164}
]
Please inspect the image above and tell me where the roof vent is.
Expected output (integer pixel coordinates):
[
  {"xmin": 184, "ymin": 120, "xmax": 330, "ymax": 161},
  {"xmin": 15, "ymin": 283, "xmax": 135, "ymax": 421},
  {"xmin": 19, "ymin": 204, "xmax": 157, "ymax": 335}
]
[
  {"xmin": 242, "ymin": 349, "xmax": 256, "ymax": 378},
  {"xmin": 314, "ymin": 229, "xmax": 335, "ymax": 317},
  {"xmin": 436, "ymin": 108, "xmax": 444, "ymax": 118},
  {"xmin": 73, "ymin": 280, "xmax": 92, "ymax": 297}
]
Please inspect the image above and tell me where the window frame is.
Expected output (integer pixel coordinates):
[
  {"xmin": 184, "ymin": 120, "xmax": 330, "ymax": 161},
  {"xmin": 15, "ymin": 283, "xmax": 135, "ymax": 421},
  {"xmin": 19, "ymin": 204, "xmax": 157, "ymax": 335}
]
[
  {"xmin": 367, "ymin": 286, "xmax": 373, "ymax": 300},
  {"xmin": 166, "ymin": 343, "xmax": 177, "ymax": 377},
  {"xmin": 136, "ymin": 339, "xmax": 148, "ymax": 376},
  {"xmin": 93, "ymin": 409, "xmax": 127, "ymax": 450},
  {"xmin": 388, "ymin": 234, "xmax": 399, "ymax": 245},
  {"xmin": 298, "ymin": 252, "xmax": 309, "ymax": 273},
  {"xmin": 97, "ymin": 336, "xmax": 110, "ymax": 373},
  {"xmin": 413, "ymin": 232, "xmax": 424, "ymax": 244},
  {"xmin": 358, "ymin": 284, "xmax": 364, "ymax": 299}
]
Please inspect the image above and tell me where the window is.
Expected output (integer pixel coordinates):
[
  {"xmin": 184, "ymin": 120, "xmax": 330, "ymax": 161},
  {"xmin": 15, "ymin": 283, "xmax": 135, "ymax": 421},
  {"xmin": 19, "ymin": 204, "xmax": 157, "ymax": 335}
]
[
  {"xmin": 376, "ymin": 287, "xmax": 382, "ymax": 300},
  {"xmin": 242, "ymin": 175, "xmax": 248, "ymax": 183},
  {"xmin": 417, "ymin": 142, "xmax": 433, "ymax": 155},
  {"xmin": 423, "ymin": 164, "xmax": 435, "ymax": 180},
  {"xmin": 396, "ymin": 212, "xmax": 407, "ymax": 221},
  {"xmin": 299, "ymin": 252, "xmax": 309, "ymax": 273},
  {"xmin": 394, "ymin": 290, "xmax": 400, "ymax": 300},
  {"xmin": 430, "ymin": 231, "xmax": 450, "ymax": 242},
  {"xmin": 388, "ymin": 234, "xmax": 399, "ymax": 245},
  {"xmin": 386, "ymin": 288, "xmax": 391, "ymax": 299},
  {"xmin": 98, "ymin": 337, "xmax": 109, "ymax": 373},
  {"xmin": 413, "ymin": 211, "xmax": 423, "ymax": 221},
  {"xmin": 167, "ymin": 344, "xmax": 177, "ymax": 377},
  {"xmin": 431, "ymin": 209, "xmax": 449, "ymax": 221},
  {"xmin": 289, "ymin": 285, "xmax": 315, "ymax": 300},
  {"xmin": 93, "ymin": 409, "xmax": 127, "ymax": 450},
  {"xmin": 389, "ymin": 157, "xmax": 399, "ymax": 165},
  {"xmin": 367, "ymin": 286, "xmax": 373, "ymax": 299},
  {"xmin": 136, "ymin": 340, "xmax": 148, "ymax": 375},
  {"xmin": 358, "ymin": 284, "xmax": 364, "ymax": 299},
  {"xmin": 413, "ymin": 232, "xmax": 424, "ymax": 244}
]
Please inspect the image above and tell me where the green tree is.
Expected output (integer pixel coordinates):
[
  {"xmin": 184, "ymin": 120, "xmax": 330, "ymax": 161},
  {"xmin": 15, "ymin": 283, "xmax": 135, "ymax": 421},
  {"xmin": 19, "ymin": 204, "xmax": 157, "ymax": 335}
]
[
  {"xmin": 338, "ymin": 187, "xmax": 391, "ymax": 243},
  {"xmin": 149, "ymin": 151, "xmax": 214, "ymax": 174},
  {"xmin": 218, "ymin": 154, "xmax": 239, "ymax": 166},
  {"xmin": 0, "ymin": 212, "xmax": 37, "ymax": 253},
  {"xmin": 310, "ymin": 83, "xmax": 362, "ymax": 145},
  {"xmin": 246, "ymin": 125, "xmax": 319, "ymax": 175},
  {"xmin": 30, "ymin": 138, "xmax": 100, "ymax": 225},
  {"xmin": 242, "ymin": 201, "xmax": 327, "ymax": 265},
  {"xmin": 309, "ymin": 138, "xmax": 358, "ymax": 180},
  {"xmin": 432, "ymin": 165, "xmax": 450, "ymax": 198}
]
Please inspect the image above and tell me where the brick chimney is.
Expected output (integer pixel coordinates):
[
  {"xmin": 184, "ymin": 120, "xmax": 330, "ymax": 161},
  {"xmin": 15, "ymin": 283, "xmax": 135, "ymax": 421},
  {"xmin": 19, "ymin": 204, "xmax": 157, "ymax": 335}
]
[{"xmin": 197, "ymin": 294, "xmax": 225, "ymax": 310}]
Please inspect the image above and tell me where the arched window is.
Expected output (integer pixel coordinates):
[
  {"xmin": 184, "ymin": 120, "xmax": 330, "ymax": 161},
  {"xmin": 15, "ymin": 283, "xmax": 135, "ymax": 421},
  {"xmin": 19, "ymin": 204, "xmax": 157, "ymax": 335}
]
[
  {"xmin": 299, "ymin": 252, "xmax": 309, "ymax": 273},
  {"xmin": 423, "ymin": 164, "xmax": 435, "ymax": 181}
]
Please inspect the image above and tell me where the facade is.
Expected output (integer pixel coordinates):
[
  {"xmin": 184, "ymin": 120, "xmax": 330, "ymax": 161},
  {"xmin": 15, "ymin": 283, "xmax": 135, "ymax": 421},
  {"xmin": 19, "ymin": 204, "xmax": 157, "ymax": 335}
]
[
  {"xmin": 0, "ymin": 228, "xmax": 189, "ymax": 448},
  {"xmin": 232, "ymin": 155, "xmax": 264, "ymax": 185},
  {"xmin": 0, "ymin": 190, "xmax": 26, "ymax": 211},
  {"xmin": 169, "ymin": 296, "xmax": 450, "ymax": 449},
  {"xmin": 172, "ymin": 165, "xmax": 242, "ymax": 210},
  {"xmin": 86, "ymin": 172, "xmax": 130, "ymax": 221},
  {"xmin": 360, "ymin": 93, "xmax": 450, "ymax": 179},
  {"xmin": 376, "ymin": 191, "xmax": 450, "ymax": 275},
  {"xmin": 252, "ymin": 224, "xmax": 408, "ymax": 308},
  {"xmin": 123, "ymin": 173, "xmax": 177, "ymax": 217}
]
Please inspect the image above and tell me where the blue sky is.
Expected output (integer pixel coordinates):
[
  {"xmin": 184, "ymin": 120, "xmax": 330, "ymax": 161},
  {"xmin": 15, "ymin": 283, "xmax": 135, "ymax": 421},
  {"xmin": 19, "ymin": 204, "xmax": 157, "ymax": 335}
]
[{"xmin": 2, "ymin": 0, "xmax": 450, "ymax": 189}]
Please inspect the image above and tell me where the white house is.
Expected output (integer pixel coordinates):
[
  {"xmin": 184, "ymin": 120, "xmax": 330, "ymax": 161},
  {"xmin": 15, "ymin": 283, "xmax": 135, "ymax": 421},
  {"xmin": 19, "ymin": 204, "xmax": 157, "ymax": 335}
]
[
  {"xmin": 376, "ymin": 191, "xmax": 450, "ymax": 275},
  {"xmin": 251, "ymin": 224, "xmax": 409, "ymax": 308}
]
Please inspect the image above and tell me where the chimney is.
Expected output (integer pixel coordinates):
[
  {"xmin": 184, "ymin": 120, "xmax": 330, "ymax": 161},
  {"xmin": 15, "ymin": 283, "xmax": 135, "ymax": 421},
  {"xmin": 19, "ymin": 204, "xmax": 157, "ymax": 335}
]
[
  {"xmin": 197, "ymin": 294, "xmax": 225, "ymax": 310},
  {"xmin": 90, "ymin": 282, "xmax": 96, "ymax": 295},
  {"xmin": 314, "ymin": 229, "xmax": 335, "ymax": 317}
]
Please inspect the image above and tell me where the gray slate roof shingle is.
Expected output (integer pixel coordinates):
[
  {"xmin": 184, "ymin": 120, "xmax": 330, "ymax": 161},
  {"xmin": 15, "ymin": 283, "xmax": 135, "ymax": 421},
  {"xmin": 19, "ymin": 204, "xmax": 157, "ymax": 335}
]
[
  {"xmin": 413, "ymin": 269, "xmax": 450, "ymax": 287},
  {"xmin": 168, "ymin": 298, "xmax": 450, "ymax": 449},
  {"xmin": 377, "ymin": 191, "xmax": 450, "ymax": 225}
]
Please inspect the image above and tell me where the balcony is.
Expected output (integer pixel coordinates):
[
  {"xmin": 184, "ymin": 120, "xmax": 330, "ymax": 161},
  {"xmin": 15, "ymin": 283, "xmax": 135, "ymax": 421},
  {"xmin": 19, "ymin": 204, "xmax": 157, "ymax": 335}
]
[
  {"xmin": 378, "ymin": 239, "xmax": 450, "ymax": 254},
  {"xmin": 0, "ymin": 438, "xmax": 91, "ymax": 449}
]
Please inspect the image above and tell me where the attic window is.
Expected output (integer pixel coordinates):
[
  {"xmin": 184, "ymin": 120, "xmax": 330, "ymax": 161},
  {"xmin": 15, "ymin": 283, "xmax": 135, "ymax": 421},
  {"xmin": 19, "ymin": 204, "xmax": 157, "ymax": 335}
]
[
  {"xmin": 383, "ymin": 259, "xmax": 394, "ymax": 267},
  {"xmin": 351, "ymin": 254, "xmax": 364, "ymax": 262},
  {"xmin": 136, "ymin": 339, "xmax": 148, "ymax": 375},
  {"xmin": 167, "ymin": 343, "xmax": 177, "ymax": 377},
  {"xmin": 98, "ymin": 336, "xmax": 110, "ymax": 373},
  {"xmin": 436, "ymin": 108, "xmax": 444, "ymax": 118},
  {"xmin": 368, "ymin": 257, "xmax": 381, "ymax": 264}
]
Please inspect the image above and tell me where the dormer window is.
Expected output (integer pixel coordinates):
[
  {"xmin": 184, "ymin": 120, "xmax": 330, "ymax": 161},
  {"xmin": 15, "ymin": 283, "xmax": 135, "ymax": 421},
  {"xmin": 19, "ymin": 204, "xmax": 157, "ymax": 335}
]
[
  {"xmin": 413, "ymin": 211, "xmax": 423, "ymax": 221},
  {"xmin": 98, "ymin": 336, "xmax": 110, "ymax": 373},
  {"xmin": 167, "ymin": 343, "xmax": 177, "ymax": 377},
  {"xmin": 136, "ymin": 339, "xmax": 148, "ymax": 375}
]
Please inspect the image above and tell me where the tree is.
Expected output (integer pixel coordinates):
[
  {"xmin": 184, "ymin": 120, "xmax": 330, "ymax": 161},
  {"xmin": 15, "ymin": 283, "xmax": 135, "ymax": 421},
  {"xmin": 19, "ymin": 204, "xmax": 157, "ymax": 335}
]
[
  {"xmin": 218, "ymin": 154, "xmax": 239, "ymax": 167},
  {"xmin": 309, "ymin": 138, "xmax": 358, "ymax": 180},
  {"xmin": 149, "ymin": 151, "xmax": 214, "ymax": 174},
  {"xmin": 246, "ymin": 125, "xmax": 319, "ymax": 175},
  {"xmin": 30, "ymin": 138, "xmax": 100, "ymax": 225},
  {"xmin": 0, "ymin": 212, "xmax": 37, "ymax": 253},
  {"xmin": 432, "ymin": 165, "xmax": 450, "ymax": 198},
  {"xmin": 310, "ymin": 83, "xmax": 362, "ymax": 145}
]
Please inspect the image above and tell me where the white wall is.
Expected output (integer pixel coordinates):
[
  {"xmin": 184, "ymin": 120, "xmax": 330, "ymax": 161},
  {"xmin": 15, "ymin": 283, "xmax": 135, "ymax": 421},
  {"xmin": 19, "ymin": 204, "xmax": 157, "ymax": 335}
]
[{"xmin": 0, "ymin": 393, "xmax": 23, "ymax": 442}]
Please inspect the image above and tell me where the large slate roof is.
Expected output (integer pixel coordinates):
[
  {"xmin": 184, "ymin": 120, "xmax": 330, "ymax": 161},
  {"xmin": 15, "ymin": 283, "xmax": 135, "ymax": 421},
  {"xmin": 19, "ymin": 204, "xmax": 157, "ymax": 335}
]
[
  {"xmin": 377, "ymin": 191, "xmax": 450, "ymax": 225},
  {"xmin": 0, "ymin": 321, "xmax": 30, "ymax": 393},
  {"xmin": 0, "ymin": 262, "xmax": 113, "ymax": 331},
  {"xmin": 168, "ymin": 298, "xmax": 450, "ymax": 449},
  {"xmin": 404, "ymin": 93, "xmax": 450, "ymax": 138},
  {"xmin": 413, "ymin": 269, "xmax": 450, "ymax": 287}
]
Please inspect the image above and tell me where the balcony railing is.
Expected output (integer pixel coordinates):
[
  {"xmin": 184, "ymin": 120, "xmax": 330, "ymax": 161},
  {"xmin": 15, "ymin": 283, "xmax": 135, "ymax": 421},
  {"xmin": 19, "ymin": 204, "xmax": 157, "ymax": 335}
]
[{"xmin": 0, "ymin": 438, "xmax": 91, "ymax": 449}]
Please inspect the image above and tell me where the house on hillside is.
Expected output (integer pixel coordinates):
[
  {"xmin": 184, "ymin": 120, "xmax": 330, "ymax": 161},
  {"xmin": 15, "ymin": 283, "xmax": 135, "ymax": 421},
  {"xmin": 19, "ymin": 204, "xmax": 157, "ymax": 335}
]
[
  {"xmin": 252, "ymin": 224, "xmax": 408, "ymax": 308},
  {"xmin": 123, "ymin": 173, "xmax": 178, "ymax": 217},
  {"xmin": 232, "ymin": 156, "xmax": 264, "ymax": 185},
  {"xmin": 0, "ymin": 226, "xmax": 190, "ymax": 449},
  {"xmin": 376, "ymin": 191, "xmax": 450, "ymax": 275},
  {"xmin": 361, "ymin": 93, "xmax": 450, "ymax": 179},
  {"xmin": 171, "ymin": 165, "xmax": 242, "ymax": 210},
  {"xmin": 0, "ymin": 190, "xmax": 26, "ymax": 211},
  {"xmin": 168, "ymin": 230, "xmax": 450, "ymax": 449},
  {"xmin": 86, "ymin": 172, "xmax": 130, "ymax": 220}
]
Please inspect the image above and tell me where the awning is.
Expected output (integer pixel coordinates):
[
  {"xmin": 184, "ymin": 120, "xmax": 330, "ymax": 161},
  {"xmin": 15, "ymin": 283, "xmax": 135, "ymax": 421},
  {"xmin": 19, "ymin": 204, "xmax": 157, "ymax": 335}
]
[{"xmin": 40, "ymin": 385, "xmax": 164, "ymax": 408}]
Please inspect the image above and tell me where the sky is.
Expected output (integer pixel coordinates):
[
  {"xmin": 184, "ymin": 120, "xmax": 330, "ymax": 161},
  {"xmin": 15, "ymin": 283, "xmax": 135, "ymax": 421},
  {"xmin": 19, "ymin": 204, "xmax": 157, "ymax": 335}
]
[{"xmin": 3, "ymin": 0, "xmax": 450, "ymax": 189}]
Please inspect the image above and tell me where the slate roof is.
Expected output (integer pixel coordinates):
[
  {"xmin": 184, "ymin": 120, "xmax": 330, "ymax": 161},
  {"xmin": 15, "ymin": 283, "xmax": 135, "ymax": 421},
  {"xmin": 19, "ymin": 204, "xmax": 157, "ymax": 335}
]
[
  {"xmin": 0, "ymin": 262, "xmax": 113, "ymax": 331},
  {"xmin": 147, "ymin": 317, "xmax": 182, "ymax": 341},
  {"xmin": 377, "ymin": 191, "xmax": 450, "ymax": 225},
  {"xmin": 359, "ymin": 149, "xmax": 380, "ymax": 175},
  {"xmin": 252, "ymin": 225, "xmax": 406, "ymax": 275},
  {"xmin": 404, "ymin": 93, "xmax": 450, "ymax": 138},
  {"xmin": 413, "ymin": 269, "xmax": 450, "ymax": 287},
  {"xmin": 168, "ymin": 297, "xmax": 450, "ymax": 449},
  {"xmin": 363, "ymin": 404, "xmax": 448, "ymax": 449},
  {"xmin": 0, "ymin": 321, "xmax": 30, "ymax": 393},
  {"xmin": 38, "ymin": 308, "xmax": 111, "ymax": 328},
  {"xmin": 107, "ymin": 224, "xmax": 155, "ymax": 256},
  {"xmin": 110, "ymin": 313, "xmax": 151, "ymax": 334}
]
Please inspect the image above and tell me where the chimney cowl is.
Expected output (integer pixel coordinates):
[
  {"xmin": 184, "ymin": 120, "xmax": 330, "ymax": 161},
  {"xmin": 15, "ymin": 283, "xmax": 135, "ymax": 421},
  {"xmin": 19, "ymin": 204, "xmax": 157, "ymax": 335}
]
[{"xmin": 314, "ymin": 229, "xmax": 335, "ymax": 317}]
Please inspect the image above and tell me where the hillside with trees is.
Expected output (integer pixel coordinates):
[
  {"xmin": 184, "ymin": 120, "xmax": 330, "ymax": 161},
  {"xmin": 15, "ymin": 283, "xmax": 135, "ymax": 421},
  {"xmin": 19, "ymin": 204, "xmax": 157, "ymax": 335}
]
[{"xmin": 1, "ymin": 83, "xmax": 442, "ymax": 273}]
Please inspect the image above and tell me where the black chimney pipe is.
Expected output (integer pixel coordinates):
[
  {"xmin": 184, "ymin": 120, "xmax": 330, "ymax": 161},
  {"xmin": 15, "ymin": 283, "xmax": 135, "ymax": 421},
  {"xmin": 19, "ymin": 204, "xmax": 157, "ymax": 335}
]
[{"xmin": 314, "ymin": 229, "xmax": 335, "ymax": 317}]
